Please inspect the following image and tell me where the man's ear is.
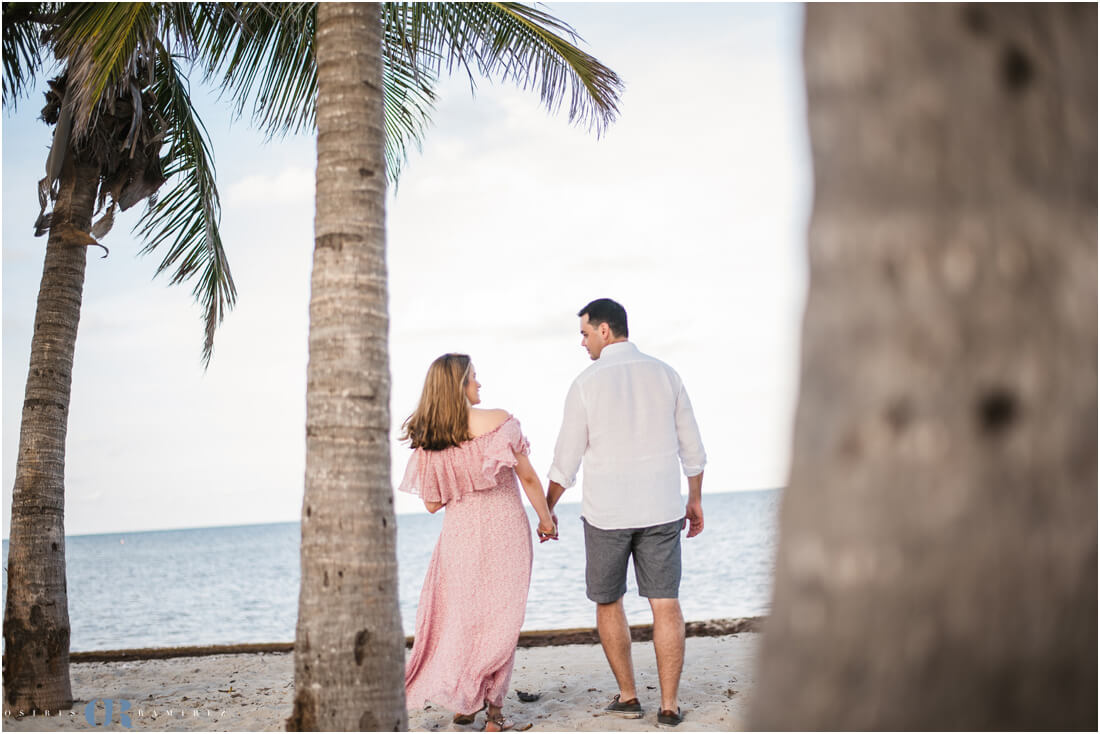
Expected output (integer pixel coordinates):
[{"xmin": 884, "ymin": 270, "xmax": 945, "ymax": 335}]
[{"xmin": 599, "ymin": 322, "xmax": 612, "ymax": 340}]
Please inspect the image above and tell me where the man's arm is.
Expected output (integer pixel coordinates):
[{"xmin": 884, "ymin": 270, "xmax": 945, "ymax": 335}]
[
  {"xmin": 547, "ymin": 480, "xmax": 567, "ymax": 513},
  {"xmin": 545, "ymin": 379, "xmax": 586, "ymax": 527},
  {"xmin": 547, "ymin": 380, "xmax": 586, "ymax": 497},
  {"xmin": 674, "ymin": 380, "xmax": 706, "ymax": 477},
  {"xmin": 673, "ymin": 374, "xmax": 705, "ymax": 538},
  {"xmin": 685, "ymin": 471, "xmax": 704, "ymax": 537}
]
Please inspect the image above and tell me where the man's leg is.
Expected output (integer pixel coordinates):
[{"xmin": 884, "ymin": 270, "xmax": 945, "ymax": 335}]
[
  {"xmin": 649, "ymin": 597, "xmax": 685, "ymax": 712},
  {"xmin": 597, "ymin": 597, "xmax": 638, "ymax": 702},
  {"xmin": 633, "ymin": 518, "xmax": 686, "ymax": 713},
  {"xmin": 583, "ymin": 518, "xmax": 638, "ymax": 706}
]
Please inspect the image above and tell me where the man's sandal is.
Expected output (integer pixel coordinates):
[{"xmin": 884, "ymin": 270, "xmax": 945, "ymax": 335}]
[
  {"xmin": 657, "ymin": 708, "xmax": 684, "ymax": 727},
  {"xmin": 605, "ymin": 694, "xmax": 644, "ymax": 719}
]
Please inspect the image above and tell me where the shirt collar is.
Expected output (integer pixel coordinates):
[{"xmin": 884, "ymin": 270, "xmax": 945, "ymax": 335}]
[{"xmin": 599, "ymin": 341, "xmax": 637, "ymax": 360}]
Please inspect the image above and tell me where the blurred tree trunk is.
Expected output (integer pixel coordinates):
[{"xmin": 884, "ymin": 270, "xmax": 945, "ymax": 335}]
[
  {"xmin": 286, "ymin": 3, "xmax": 406, "ymax": 730},
  {"xmin": 752, "ymin": 4, "xmax": 1096, "ymax": 730},
  {"xmin": 3, "ymin": 150, "xmax": 100, "ymax": 714}
]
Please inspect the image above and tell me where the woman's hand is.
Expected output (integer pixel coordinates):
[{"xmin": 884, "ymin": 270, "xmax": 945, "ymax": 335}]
[{"xmin": 536, "ymin": 517, "xmax": 558, "ymax": 543}]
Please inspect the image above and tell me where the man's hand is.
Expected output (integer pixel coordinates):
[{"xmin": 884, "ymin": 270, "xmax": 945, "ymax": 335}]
[
  {"xmin": 684, "ymin": 499, "xmax": 704, "ymax": 538},
  {"xmin": 538, "ymin": 512, "xmax": 559, "ymax": 543},
  {"xmin": 546, "ymin": 482, "xmax": 565, "ymax": 541},
  {"xmin": 537, "ymin": 515, "xmax": 558, "ymax": 543}
]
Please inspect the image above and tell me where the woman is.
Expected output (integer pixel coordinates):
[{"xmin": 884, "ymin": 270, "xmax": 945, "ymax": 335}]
[{"xmin": 398, "ymin": 353, "xmax": 557, "ymax": 732}]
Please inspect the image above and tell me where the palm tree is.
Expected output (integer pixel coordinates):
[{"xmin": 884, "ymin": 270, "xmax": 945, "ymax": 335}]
[
  {"xmin": 285, "ymin": 7, "xmax": 406, "ymax": 728},
  {"xmin": 750, "ymin": 4, "xmax": 1096, "ymax": 729},
  {"xmin": 3, "ymin": 3, "xmax": 238, "ymax": 713},
  {"xmin": 287, "ymin": 3, "xmax": 621, "ymax": 729}
]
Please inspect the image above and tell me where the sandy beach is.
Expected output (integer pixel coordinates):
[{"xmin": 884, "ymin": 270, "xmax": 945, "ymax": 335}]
[{"xmin": 2, "ymin": 631, "xmax": 758, "ymax": 731}]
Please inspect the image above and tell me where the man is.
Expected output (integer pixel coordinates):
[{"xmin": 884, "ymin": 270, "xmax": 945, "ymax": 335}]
[{"xmin": 546, "ymin": 297, "xmax": 705, "ymax": 728}]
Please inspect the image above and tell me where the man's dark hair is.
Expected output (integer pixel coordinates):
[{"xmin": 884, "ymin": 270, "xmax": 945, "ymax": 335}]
[{"xmin": 578, "ymin": 298, "xmax": 628, "ymax": 338}]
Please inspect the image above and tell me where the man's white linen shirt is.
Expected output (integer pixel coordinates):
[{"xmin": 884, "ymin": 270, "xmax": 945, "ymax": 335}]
[{"xmin": 548, "ymin": 341, "xmax": 706, "ymax": 530}]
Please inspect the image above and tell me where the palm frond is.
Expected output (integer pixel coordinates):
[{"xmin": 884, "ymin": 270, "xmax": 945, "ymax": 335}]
[
  {"xmin": 391, "ymin": 2, "xmax": 623, "ymax": 136},
  {"xmin": 2, "ymin": 2, "xmax": 53, "ymax": 108},
  {"xmin": 193, "ymin": 2, "xmax": 317, "ymax": 137},
  {"xmin": 196, "ymin": 2, "xmax": 439, "ymax": 184},
  {"xmin": 381, "ymin": 11, "xmax": 438, "ymax": 184},
  {"xmin": 49, "ymin": 2, "xmax": 161, "ymax": 138},
  {"xmin": 134, "ymin": 38, "xmax": 236, "ymax": 369}
]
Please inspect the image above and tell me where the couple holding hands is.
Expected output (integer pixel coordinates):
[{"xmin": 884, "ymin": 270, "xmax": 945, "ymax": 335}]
[{"xmin": 398, "ymin": 298, "xmax": 707, "ymax": 731}]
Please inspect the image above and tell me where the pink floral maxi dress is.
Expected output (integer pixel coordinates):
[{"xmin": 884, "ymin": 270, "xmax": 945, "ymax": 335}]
[{"xmin": 397, "ymin": 416, "xmax": 534, "ymax": 713}]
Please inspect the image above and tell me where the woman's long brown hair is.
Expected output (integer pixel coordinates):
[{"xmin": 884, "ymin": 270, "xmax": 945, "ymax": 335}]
[{"xmin": 400, "ymin": 353, "xmax": 474, "ymax": 451}]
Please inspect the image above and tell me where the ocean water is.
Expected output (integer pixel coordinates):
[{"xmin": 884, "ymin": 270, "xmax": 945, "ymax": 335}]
[{"xmin": 2, "ymin": 489, "xmax": 780, "ymax": 653}]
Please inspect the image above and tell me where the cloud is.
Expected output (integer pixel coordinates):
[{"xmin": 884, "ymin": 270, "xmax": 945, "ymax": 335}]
[{"xmin": 224, "ymin": 165, "xmax": 314, "ymax": 207}]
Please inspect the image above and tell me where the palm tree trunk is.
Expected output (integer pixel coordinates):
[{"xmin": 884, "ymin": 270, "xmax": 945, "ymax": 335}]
[
  {"xmin": 3, "ymin": 151, "xmax": 99, "ymax": 713},
  {"xmin": 286, "ymin": 3, "xmax": 407, "ymax": 730},
  {"xmin": 751, "ymin": 4, "xmax": 1096, "ymax": 729}
]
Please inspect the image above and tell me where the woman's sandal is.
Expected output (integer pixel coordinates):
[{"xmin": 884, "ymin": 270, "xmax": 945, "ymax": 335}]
[
  {"xmin": 453, "ymin": 703, "xmax": 487, "ymax": 725},
  {"xmin": 483, "ymin": 714, "xmax": 515, "ymax": 732}
]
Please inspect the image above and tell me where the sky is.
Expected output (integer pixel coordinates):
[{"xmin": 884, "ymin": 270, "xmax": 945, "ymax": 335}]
[{"xmin": 2, "ymin": 3, "xmax": 811, "ymax": 538}]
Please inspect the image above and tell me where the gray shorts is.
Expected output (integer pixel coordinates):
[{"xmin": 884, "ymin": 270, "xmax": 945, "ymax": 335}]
[{"xmin": 582, "ymin": 516, "xmax": 684, "ymax": 603}]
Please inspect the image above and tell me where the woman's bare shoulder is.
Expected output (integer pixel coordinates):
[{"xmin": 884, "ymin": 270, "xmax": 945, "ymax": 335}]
[{"xmin": 469, "ymin": 407, "xmax": 512, "ymax": 436}]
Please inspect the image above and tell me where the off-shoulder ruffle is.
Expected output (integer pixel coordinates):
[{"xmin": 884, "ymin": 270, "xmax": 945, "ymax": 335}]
[{"xmin": 397, "ymin": 415, "xmax": 530, "ymax": 505}]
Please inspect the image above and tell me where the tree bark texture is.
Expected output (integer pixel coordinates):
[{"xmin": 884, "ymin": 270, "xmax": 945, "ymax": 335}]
[
  {"xmin": 3, "ymin": 151, "xmax": 100, "ymax": 712},
  {"xmin": 751, "ymin": 4, "xmax": 1096, "ymax": 730},
  {"xmin": 287, "ymin": 3, "xmax": 407, "ymax": 731}
]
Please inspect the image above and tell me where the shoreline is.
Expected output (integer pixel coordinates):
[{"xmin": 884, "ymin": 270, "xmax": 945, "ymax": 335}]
[{"xmin": 48, "ymin": 616, "xmax": 763, "ymax": 664}]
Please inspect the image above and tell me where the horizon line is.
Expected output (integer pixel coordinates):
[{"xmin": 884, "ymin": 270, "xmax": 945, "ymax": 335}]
[{"xmin": 1, "ymin": 487, "xmax": 784, "ymax": 542}]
